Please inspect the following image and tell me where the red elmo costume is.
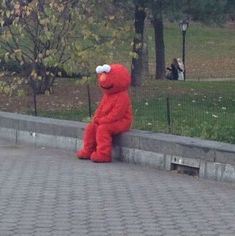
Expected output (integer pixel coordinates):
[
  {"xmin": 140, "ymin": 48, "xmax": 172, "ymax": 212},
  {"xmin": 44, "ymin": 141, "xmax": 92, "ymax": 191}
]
[{"xmin": 76, "ymin": 64, "xmax": 133, "ymax": 162}]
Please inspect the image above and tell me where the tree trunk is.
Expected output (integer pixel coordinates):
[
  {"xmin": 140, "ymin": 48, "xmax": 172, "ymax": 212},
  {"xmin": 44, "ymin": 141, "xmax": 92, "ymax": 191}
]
[
  {"xmin": 152, "ymin": 17, "xmax": 165, "ymax": 80},
  {"xmin": 142, "ymin": 19, "xmax": 150, "ymax": 80},
  {"xmin": 29, "ymin": 77, "xmax": 38, "ymax": 116},
  {"xmin": 131, "ymin": 4, "xmax": 146, "ymax": 86}
]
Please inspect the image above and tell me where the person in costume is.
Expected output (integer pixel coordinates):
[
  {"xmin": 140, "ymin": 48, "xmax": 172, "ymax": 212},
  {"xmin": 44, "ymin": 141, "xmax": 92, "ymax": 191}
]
[{"xmin": 76, "ymin": 64, "xmax": 133, "ymax": 162}]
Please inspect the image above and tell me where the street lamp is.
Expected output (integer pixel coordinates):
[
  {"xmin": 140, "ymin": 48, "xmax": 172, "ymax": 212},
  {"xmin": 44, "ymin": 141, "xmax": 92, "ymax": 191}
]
[{"xmin": 179, "ymin": 19, "xmax": 189, "ymax": 81}]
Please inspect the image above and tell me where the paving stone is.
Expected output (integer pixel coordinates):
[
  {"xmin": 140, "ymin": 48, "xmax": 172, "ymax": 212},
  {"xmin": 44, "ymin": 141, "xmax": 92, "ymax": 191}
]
[
  {"xmin": 34, "ymin": 232, "xmax": 52, "ymax": 236},
  {"xmin": 0, "ymin": 138, "xmax": 235, "ymax": 236},
  {"xmin": 0, "ymin": 230, "xmax": 14, "ymax": 236},
  {"xmin": 50, "ymin": 231, "xmax": 71, "ymax": 236}
]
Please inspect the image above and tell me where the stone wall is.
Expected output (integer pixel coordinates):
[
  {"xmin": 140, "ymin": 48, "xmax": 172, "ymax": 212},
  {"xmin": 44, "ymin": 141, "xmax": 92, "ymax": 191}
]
[{"xmin": 0, "ymin": 111, "xmax": 235, "ymax": 183}]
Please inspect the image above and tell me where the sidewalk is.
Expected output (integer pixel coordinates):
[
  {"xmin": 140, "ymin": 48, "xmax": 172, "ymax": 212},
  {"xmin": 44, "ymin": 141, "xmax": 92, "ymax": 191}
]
[{"xmin": 0, "ymin": 138, "xmax": 235, "ymax": 236}]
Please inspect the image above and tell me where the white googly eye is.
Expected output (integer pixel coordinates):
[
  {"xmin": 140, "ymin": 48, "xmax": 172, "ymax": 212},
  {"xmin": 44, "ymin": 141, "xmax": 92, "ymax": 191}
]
[
  {"xmin": 96, "ymin": 65, "xmax": 103, "ymax": 74},
  {"xmin": 102, "ymin": 64, "xmax": 111, "ymax": 73}
]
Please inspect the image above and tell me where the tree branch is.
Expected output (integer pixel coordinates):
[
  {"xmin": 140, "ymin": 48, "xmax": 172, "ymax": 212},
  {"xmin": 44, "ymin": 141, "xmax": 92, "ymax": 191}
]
[{"xmin": 1, "ymin": 0, "xmax": 35, "ymax": 27}]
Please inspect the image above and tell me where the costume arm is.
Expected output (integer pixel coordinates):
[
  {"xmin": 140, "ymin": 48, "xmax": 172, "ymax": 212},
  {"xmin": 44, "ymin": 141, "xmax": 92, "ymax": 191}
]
[
  {"xmin": 92, "ymin": 96, "xmax": 105, "ymax": 123},
  {"xmin": 99, "ymin": 93, "xmax": 130, "ymax": 124}
]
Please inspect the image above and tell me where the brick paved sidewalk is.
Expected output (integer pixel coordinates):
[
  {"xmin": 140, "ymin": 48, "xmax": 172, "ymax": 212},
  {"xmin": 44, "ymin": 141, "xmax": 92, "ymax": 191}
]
[{"xmin": 0, "ymin": 138, "xmax": 235, "ymax": 236}]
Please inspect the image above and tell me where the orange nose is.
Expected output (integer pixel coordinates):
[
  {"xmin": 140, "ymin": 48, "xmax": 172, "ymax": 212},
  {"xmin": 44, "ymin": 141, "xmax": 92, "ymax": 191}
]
[{"xmin": 99, "ymin": 73, "xmax": 107, "ymax": 82}]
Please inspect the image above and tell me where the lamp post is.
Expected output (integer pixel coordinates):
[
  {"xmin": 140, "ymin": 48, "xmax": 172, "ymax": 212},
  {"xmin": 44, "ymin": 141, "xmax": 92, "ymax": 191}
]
[{"xmin": 179, "ymin": 19, "xmax": 189, "ymax": 81}]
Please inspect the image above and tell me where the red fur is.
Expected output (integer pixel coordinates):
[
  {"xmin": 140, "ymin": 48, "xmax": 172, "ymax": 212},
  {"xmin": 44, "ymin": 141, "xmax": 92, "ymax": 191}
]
[{"xmin": 76, "ymin": 64, "xmax": 133, "ymax": 162}]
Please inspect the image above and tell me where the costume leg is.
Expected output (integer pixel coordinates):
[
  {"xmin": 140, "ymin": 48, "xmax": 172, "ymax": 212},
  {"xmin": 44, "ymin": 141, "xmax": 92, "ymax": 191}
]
[
  {"xmin": 76, "ymin": 122, "xmax": 97, "ymax": 159},
  {"xmin": 90, "ymin": 124, "xmax": 112, "ymax": 162},
  {"xmin": 90, "ymin": 120, "xmax": 131, "ymax": 162}
]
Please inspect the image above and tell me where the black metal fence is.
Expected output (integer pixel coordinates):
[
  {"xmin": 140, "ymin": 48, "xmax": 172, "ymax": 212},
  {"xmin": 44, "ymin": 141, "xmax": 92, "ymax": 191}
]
[
  {"xmin": 131, "ymin": 88, "xmax": 234, "ymax": 144},
  {"xmin": 0, "ymin": 80, "xmax": 234, "ymax": 144},
  {"xmin": 83, "ymin": 84, "xmax": 235, "ymax": 144}
]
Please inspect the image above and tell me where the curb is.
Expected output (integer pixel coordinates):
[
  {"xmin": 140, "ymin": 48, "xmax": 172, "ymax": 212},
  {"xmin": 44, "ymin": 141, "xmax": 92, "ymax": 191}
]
[{"xmin": 0, "ymin": 111, "xmax": 235, "ymax": 183}]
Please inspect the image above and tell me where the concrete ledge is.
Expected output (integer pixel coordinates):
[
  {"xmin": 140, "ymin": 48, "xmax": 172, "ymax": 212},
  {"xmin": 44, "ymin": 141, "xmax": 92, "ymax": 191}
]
[{"xmin": 0, "ymin": 111, "xmax": 235, "ymax": 183}]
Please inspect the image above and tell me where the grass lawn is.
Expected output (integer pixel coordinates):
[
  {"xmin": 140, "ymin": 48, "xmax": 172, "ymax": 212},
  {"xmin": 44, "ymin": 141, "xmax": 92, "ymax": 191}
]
[
  {"xmin": 147, "ymin": 22, "xmax": 235, "ymax": 79},
  {"xmin": 133, "ymin": 93, "xmax": 235, "ymax": 143},
  {"xmin": 37, "ymin": 80, "xmax": 235, "ymax": 144}
]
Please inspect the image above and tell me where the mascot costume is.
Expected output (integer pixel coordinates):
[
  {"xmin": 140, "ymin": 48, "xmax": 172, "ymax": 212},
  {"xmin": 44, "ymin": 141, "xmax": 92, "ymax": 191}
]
[{"xmin": 76, "ymin": 64, "xmax": 133, "ymax": 162}]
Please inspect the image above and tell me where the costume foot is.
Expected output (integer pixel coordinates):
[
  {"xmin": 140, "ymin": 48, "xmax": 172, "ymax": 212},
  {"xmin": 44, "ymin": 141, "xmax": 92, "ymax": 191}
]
[
  {"xmin": 75, "ymin": 149, "xmax": 91, "ymax": 160},
  {"xmin": 90, "ymin": 152, "xmax": 111, "ymax": 163}
]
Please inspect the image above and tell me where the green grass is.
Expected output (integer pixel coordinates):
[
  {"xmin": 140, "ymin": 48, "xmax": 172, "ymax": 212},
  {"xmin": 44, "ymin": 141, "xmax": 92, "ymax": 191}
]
[
  {"xmin": 163, "ymin": 23, "xmax": 235, "ymax": 58},
  {"xmin": 38, "ymin": 109, "xmax": 88, "ymax": 122},
  {"xmin": 171, "ymin": 80, "xmax": 235, "ymax": 91},
  {"xmin": 133, "ymin": 93, "xmax": 235, "ymax": 143},
  {"xmin": 142, "ymin": 79, "xmax": 235, "ymax": 94},
  {"xmin": 37, "ymin": 105, "xmax": 95, "ymax": 123},
  {"xmin": 145, "ymin": 22, "xmax": 235, "ymax": 79},
  {"xmin": 39, "ymin": 80, "xmax": 235, "ymax": 144}
]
